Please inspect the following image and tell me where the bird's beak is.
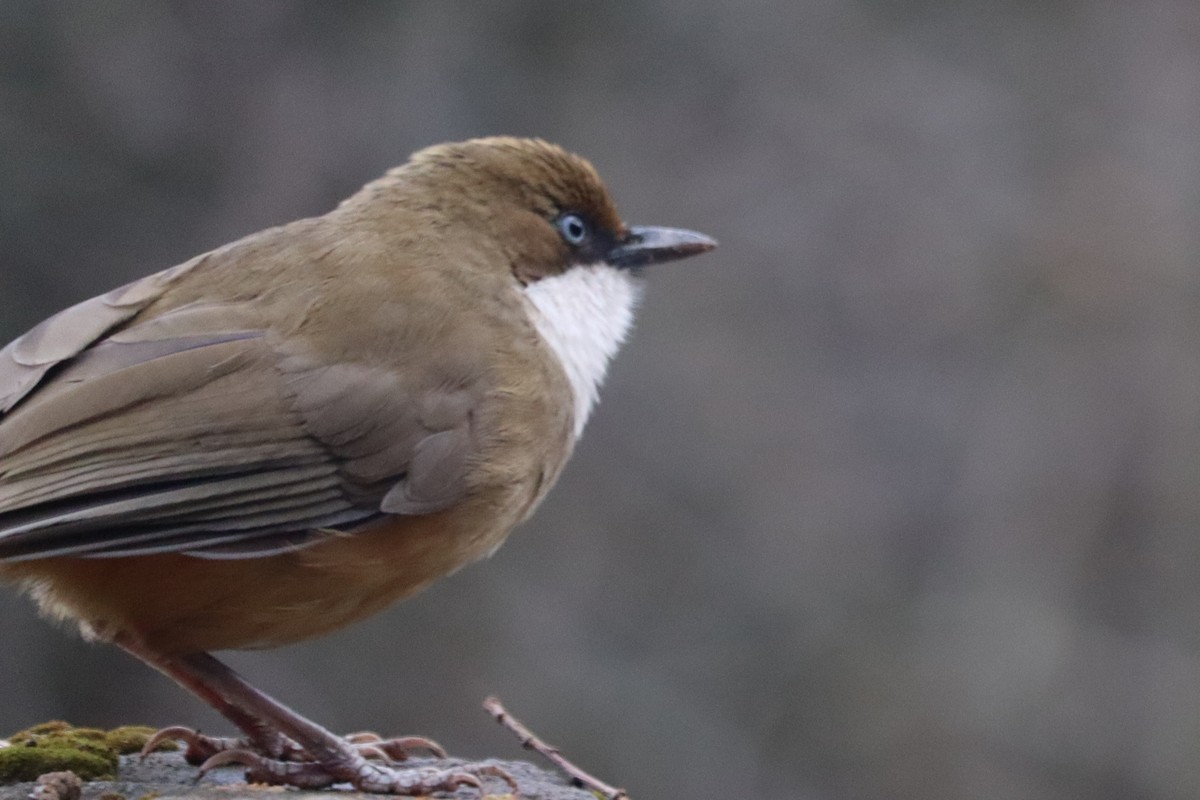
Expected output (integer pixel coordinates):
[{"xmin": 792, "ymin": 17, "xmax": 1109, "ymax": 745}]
[{"xmin": 607, "ymin": 226, "xmax": 718, "ymax": 269}]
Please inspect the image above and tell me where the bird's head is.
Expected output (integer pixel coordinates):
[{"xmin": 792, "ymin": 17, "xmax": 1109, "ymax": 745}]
[
  {"xmin": 364, "ymin": 136, "xmax": 715, "ymax": 283},
  {"xmin": 349, "ymin": 137, "xmax": 717, "ymax": 436}
]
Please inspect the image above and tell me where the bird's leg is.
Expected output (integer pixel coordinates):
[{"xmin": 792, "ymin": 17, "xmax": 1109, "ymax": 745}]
[
  {"xmin": 172, "ymin": 652, "xmax": 505, "ymax": 793},
  {"xmin": 116, "ymin": 633, "xmax": 301, "ymax": 763},
  {"xmin": 119, "ymin": 635, "xmax": 442, "ymax": 765},
  {"xmin": 115, "ymin": 637, "xmax": 511, "ymax": 795}
]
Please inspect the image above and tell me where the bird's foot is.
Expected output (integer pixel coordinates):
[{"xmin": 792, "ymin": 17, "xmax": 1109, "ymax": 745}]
[
  {"xmin": 142, "ymin": 726, "xmax": 444, "ymax": 765},
  {"xmin": 141, "ymin": 725, "xmax": 300, "ymax": 765},
  {"xmin": 198, "ymin": 747, "xmax": 516, "ymax": 795}
]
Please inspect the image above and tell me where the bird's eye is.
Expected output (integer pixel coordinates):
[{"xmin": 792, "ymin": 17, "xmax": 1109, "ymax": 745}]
[{"xmin": 557, "ymin": 214, "xmax": 589, "ymax": 246}]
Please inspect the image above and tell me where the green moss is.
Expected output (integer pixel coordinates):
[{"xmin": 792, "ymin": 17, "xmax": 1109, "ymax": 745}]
[
  {"xmin": 0, "ymin": 721, "xmax": 178, "ymax": 785},
  {"xmin": 9, "ymin": 721, "xmax": 72, "ymax": 738},
  {"xmin": 0, "ymin": 744, "xmax": 117, "ymax": 782},
  {"xmin": 8, "ymin": 726, "xmax": 111, "ymax": 759}
]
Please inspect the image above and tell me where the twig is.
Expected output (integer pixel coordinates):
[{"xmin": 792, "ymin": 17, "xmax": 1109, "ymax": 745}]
[{"xmin": 483, "ymin": 696, "xmax": 630, "ymax": 800}]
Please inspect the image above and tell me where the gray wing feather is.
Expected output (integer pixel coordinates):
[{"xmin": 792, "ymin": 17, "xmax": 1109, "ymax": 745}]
[
  {"xmin": 0, "ymin": 258, "xmax": 201, "ymax": 413},
  {"xmin": 0, "ymin": 287, "xmax": 483, "ymax": 562}
]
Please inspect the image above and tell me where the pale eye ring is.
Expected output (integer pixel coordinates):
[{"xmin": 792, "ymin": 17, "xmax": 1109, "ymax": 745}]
[{"xmin": 557, "ymin": 213, "xmax": 589, "ymax": 246}]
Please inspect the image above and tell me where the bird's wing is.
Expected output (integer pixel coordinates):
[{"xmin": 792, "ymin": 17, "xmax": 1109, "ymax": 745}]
[
  {"xmin": 0, "ymin": 258, "xmax": 201, "ymax": 414},
  {"xmin": 0, "ymin": 295, "xmax": 482, "ymax": 562}
]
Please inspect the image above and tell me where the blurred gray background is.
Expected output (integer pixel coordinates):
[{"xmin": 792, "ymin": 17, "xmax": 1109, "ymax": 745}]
[{"xmin": 3, "ymin": 1, "xmax": 1200, "ymax": 798}]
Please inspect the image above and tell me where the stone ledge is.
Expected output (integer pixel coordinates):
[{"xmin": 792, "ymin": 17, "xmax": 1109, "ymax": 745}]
[{"xmin": 0, "ymin": 752, "xmax": 598, "ymax": 800}]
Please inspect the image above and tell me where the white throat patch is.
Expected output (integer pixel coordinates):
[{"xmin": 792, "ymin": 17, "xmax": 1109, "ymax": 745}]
[{"xmin": 523, "ymin": 263, "xmax": 641, "ymax": 438}]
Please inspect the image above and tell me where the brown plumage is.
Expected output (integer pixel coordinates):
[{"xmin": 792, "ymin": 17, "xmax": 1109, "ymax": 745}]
[{"xmin": 0, "ymin": 137, "xmax": 715, "ymax": 794}]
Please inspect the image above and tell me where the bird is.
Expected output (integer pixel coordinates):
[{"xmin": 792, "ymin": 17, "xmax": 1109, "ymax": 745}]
[{"xmin": 0, "ymin": 137, "xmax": 716, "ymax": 794}]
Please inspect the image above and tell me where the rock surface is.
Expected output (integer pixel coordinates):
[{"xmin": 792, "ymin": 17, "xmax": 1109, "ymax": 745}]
[{"xmin": 0, "ymin": 752, "xmax": 597, "ymax": 800}]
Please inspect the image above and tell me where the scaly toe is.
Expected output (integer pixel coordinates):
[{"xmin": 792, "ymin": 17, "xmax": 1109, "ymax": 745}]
[
  {"xmin": 357, "ymin": 762, "xmax": 482, "ymax": 795},
  {"xmin": 197, "ymin": 748, "xmax": 513, "ymax": 796},
  {"xmin": 198, "ymin": 748, "xmax": 341, "ymax": 789}
]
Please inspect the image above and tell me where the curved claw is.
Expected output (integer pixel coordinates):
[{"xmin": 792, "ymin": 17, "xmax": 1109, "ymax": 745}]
[
  {"xmin": 140, "ymin": 726, "xmax": 240, "ymax": 765},
  {"xmin": 473, "ymin": 763, "xmax": 520, "ymax": 793},
  {"xmin": 441, "ymin": 771, "xmax": 483, "ymax": 791},
  {"xmin": 196, "ymin": 747, "xmax": 265, "ymax": 776},
  {"xmin": 351, "ymin": 734, "xmax": 448, "ymax": 761},
  {"xmin": 355, "ymin": 744, "xmax": 391, "ymax": 761},
  {"xmin": 140, "ymin": 726, "xmax": 195, "ymax": 759}
]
